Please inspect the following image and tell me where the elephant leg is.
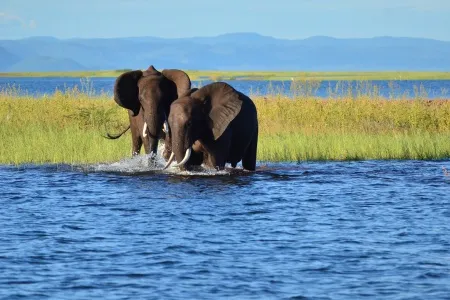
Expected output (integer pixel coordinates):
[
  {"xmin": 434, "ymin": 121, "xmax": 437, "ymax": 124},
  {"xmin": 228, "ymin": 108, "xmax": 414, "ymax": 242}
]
[
  {"xmin": 131, "ymin": 135, "xmax": 143, "ymax": 156},
  {"xmin": 242, "ymin": 129, "xmax": 258, "ymax": 171},
  {"xmin": 129, "ymin": 112, "xmax": 143, "ymax": 156},
  {"xmin": 206, "ymin": 130, "xmax": 231, "ymax": 170},
  {"xmin": 142, "ymin": 135, "xmax": 151, "ymax": 155},
  {"xmin": 189, "ymin": 141, "xmax": 205, "ymax": 166},
  {"xmin": 130, "ymin": 129, "xmax": 143, "ymax": 156}
]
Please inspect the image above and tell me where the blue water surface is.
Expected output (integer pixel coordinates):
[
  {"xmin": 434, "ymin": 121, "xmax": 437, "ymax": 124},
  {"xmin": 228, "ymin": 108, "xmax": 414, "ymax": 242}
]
[
  {"xmin": 1, "ymin": 159, "xmax": 449, "ymax": 299},
  {"xmin": 1, "ymin": 77, "xmax": 450, "ymax": 98}
]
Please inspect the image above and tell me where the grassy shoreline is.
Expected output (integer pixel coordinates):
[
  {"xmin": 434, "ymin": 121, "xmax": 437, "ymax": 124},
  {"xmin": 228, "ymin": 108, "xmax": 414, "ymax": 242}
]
[
  {"xmin": 1, "ymin": 70, "xmax": 450, "ymax": 81},
  {"xmin": 1, "ymin": 88, "xmax": 450, "ymax": 165}
]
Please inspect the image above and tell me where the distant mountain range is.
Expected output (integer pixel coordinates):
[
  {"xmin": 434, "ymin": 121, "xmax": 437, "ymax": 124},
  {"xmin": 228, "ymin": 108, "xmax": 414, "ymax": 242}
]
[{"xmin": 0, "ymin": 33, "xmax": 449, "ymax": 72}]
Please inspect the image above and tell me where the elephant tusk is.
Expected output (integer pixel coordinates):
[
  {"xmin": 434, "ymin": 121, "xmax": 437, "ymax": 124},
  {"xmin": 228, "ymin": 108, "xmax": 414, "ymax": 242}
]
[
  {"xmin": 142, "ymin": 122, "xmax": 148, "ymax": 138},
  {"xmin": 173, "ymin": 148, "xmax": 192, "ymax": 168},
  {"xmin": 163, "ymin": 121, "xmax": 169, "ymax": 133},
  {"xmin": 162, "ymin": 152, "xmax": 175, "ymax": 170}
]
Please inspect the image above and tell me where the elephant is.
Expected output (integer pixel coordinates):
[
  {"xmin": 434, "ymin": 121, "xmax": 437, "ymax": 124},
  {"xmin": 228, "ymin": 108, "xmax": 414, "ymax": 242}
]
[
  {"xmin": 163, "ymin": 82, "xmax": 258, "ymax": 171},
  {"xmin": 106, "ymin": 65, "xmax": 191, "ymax": 156}
]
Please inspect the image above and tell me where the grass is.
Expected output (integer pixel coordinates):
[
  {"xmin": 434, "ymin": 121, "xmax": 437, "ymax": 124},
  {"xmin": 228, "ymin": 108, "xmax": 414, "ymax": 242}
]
[
  {"xmin": 2, "ymin": 70, "xmax": 450, "ymax": 81},
  {"xmin": 0, "ymin": 90, "xmax": 130, "ymax": 164},
  {"xmin": 256, "ymin": 96, "xmax": 450, "ymax": 161},
  {"xmin": 259, "ymin": 132, "xmax": 450, "ymax": 161},
  {"xmin": 1, "ymin": 84, "xmax": 450, "ymax": 165}
]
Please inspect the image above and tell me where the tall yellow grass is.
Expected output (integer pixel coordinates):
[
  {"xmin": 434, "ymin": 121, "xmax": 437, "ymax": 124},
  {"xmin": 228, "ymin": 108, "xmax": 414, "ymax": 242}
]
[{"xmin": 1, "ymin": 84, "xmax": 450, "ymax": 165}]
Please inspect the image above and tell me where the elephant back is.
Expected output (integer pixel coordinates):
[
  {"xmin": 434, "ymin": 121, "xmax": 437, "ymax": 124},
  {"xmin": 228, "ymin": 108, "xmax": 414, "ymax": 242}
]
[{"xmin": 143, "ymin": 65, "xmax": 162, "ymax": 77}]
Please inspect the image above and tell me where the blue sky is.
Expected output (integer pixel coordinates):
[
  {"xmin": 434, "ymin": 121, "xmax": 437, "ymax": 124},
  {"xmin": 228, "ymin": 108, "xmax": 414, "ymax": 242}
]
[{"xmin": 1, "ymin": 0, "xmax": 449, "ymax": 40}]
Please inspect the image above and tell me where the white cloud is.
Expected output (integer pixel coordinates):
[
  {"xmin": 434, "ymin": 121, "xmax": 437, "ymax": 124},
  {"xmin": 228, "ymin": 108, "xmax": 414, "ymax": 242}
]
[{"xmin": 0, "ymin": 12, "xmax": 37, "ymax": 29}]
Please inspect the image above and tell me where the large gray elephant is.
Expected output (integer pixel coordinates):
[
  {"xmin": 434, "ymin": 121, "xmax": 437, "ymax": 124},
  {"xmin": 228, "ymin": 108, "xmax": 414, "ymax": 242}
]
[
  {"xmin": 106, "ymin": 65, "xmax": 191, "ymax": 156},
  {"xmin": 163, "ymin": 82, "xmax": 258, "ymax": 171}
]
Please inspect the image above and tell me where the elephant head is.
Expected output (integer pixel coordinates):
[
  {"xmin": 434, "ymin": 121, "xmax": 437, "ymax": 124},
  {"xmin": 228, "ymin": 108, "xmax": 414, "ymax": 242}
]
[
  {"xmin": 113, "ymin": 65, "xmax": 191, "ymax": 155},
  {"xmin": 164, "ymin": 82, "xmax": 252, "ymax": 170}
]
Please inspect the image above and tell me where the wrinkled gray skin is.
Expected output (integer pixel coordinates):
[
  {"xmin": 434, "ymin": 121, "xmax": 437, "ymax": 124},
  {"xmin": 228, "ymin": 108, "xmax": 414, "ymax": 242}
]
[
  {"xmin": 164, "ymin": 82, "xmax": 258, "ymax": 171},
  {"xmin": 106, "ymin": 65, "xmax": 191, "ymax": 156}
]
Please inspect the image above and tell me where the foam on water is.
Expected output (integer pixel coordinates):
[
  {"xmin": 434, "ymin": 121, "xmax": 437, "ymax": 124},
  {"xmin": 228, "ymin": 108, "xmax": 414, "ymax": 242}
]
[
  {"xmin": 92, "ymin": 154, "xmax": 161, "ymax": 174},
  {"xmin": 83, "ymin": 144, "xmax": 234, "ymax": 176}
]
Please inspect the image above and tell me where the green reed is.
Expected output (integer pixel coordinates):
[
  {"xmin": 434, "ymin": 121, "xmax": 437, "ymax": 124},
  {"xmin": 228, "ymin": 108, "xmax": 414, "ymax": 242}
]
[
  {"xmin": 1, "ymin": 83, "xmax": 450, "ymax": 165},
  {"xmin": 258, "ymin": 132, "xmax": 450, "ymax": 161},
  {"xmin": 0, "ymin": 86, "xmax": 130, "ymax": 164}
]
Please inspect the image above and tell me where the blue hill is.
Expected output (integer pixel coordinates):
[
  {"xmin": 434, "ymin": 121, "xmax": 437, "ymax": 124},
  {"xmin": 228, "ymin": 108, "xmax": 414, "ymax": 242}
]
[
  {"xmin": 0, "ymin": 33, "xmax": 449, "ymax": 71},
  {"xmin": 7, "ymin": 56, "xmax": 86, "ymax": 72},
  {"xmin": 0, "ymin": 46, "xmax": 20, "ymax": 70}
]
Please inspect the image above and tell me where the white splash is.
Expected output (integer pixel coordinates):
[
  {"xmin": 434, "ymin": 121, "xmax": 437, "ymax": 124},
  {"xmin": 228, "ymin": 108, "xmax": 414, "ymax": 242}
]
[
  {"xmin": 88, "ymin": 143, "xmax": 232, "ymax": 176},
  {"xmin": 92, "ymin": 154, "xmax": 160, "ymax": 173},
  {"xmin": 163, "ymin": 164, "xmax": 231, "ymax": 176}
]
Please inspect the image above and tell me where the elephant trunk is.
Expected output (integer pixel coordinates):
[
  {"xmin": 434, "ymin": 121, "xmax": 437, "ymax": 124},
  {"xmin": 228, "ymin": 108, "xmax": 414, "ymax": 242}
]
[
  {"xmin": 143, "ymin": 111, "xmax": 163, "ymax": 155},
  {"xmin": 171, "ymin": 126, "xmax": 192, "ymax": 170}
]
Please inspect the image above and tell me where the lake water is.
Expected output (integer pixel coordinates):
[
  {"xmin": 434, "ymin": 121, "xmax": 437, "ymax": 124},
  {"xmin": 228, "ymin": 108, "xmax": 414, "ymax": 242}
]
[
  {"xmin": 1, "ymin": 76, "xmax": 450, "ymax": 298},
  {"xmin": 1, "ymin": 77, "xmax": 450, "ymax": 98},
  {"xmin": 1, "ymin": 157, "xmax": 449, "ymax": 299}
]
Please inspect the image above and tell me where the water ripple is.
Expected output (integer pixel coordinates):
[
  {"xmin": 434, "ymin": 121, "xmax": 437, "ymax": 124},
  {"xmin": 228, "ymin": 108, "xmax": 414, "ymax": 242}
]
[{"xmin": 0, "ymin": 159, "xmax": 449, "ymax": 299}]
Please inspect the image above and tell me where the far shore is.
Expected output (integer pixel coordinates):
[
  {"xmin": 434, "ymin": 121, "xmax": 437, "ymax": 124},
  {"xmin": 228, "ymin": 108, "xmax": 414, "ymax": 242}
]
[{"xmin": 1, "ymin": 70, "xmax": 450, "ymax": 81}]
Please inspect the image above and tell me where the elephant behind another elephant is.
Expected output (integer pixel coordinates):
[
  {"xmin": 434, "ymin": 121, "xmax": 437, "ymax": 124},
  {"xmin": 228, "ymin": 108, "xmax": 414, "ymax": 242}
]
[{"xmin": 106, "ymin": 65, "xmax": 191, "ymax": 157}]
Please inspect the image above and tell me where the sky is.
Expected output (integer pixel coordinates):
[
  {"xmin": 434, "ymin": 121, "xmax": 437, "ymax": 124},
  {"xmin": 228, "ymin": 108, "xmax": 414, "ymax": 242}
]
[{"xmin": 1, "ymin": 0, "xmax": 449, "ymax": 40}]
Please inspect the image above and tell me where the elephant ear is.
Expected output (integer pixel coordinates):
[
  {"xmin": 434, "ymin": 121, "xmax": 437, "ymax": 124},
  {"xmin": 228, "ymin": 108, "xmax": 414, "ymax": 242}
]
[
  {"xmin": 113, "ymin": 70, "xmax": 143, "ymax": 116},
  {"xmin": 196, "ymin": 82, "xmax": 243, "ymax": 140},
  {"xmin": 180, "ymin": 88, "xmax": 198, "ymax": 98},
  {"xmin": 161, "ymin": 69, "xmax": 192, "ymax": 98}
]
